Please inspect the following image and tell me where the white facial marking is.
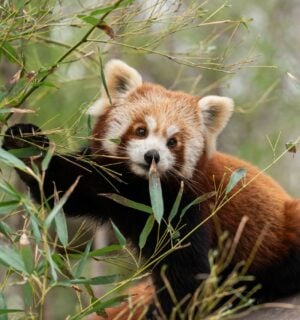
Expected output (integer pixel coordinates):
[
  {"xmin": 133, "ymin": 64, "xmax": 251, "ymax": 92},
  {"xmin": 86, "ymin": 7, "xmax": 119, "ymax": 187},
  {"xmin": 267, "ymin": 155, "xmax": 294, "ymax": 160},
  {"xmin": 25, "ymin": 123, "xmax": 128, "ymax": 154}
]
[
  {"xmin": 166, "ymin": 125, "xmax": 179, "ymax": 138},
  {"xmin": 145, "ymin": 116, "xmax": 157, "ymax": 132},
  {"xmin": 182, "ymin": 136, "xmax": 204, "ymax": 178},
  {"xmin": 127, "ymin": 134, "xmax": 174, "ymax": 177},
  {"xmin": 102, "ymin": 108, "xmax": 131, "ymax": 155},
  {"xmin": 87, "ymin": 98, "xmax": 108, "ymax": 117}
]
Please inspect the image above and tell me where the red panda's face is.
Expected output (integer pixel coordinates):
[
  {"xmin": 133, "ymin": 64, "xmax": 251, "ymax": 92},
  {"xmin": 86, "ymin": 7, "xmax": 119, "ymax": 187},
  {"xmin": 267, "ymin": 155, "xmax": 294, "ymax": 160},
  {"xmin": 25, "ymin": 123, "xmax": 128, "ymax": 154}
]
[
  {"xmin": 89, "ymin": 60, "xmax": 234, "ymax": 179},
  {"xmin": 125, "ymin": 115, "xmax": 183, "ymax": 177},
  {"xmin": 117, "ymin": 93, "xmax": 204, "ymax": 178}
]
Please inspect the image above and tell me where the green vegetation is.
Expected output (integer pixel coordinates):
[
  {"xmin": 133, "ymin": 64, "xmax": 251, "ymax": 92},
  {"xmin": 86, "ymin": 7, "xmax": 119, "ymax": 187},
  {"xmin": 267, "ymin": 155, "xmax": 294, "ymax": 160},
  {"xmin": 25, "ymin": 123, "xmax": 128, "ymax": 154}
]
[{"xmin": 0, "ymin": 0, "xmax": 299, "ymax": 319}]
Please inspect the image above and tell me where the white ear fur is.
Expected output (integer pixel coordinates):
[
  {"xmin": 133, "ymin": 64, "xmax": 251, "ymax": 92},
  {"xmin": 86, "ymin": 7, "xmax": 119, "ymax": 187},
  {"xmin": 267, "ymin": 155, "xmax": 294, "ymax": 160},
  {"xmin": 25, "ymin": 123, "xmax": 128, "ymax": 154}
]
[
  {"xmin": 87, "ymin": 60, "xmax": 143, "ymax": 116},
  {"xmin": 87, "ymin": 98, "xmax": 108, "ymax": 117},
  {"xmin": 198, "ymin": 95, "xmax": 234, "ymax": 156}
]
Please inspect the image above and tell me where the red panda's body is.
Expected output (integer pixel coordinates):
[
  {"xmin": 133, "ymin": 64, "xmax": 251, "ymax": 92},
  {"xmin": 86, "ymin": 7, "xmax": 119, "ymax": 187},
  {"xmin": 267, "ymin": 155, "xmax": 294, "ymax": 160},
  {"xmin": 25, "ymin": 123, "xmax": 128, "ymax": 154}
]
[
  {"xmin": 202, "ymin": 152, "xmax": 293, "ymax": 271},
  {"xmin": 90, "ymin": 151, "xmax": 300, "ymax": 320},
  {"xmin": 3, "ymin": 60, "xmax": 300, "ymax": 319},
  {"xmin": 92, "ymin": 151, "xmax": 300, "ymax": 320}
]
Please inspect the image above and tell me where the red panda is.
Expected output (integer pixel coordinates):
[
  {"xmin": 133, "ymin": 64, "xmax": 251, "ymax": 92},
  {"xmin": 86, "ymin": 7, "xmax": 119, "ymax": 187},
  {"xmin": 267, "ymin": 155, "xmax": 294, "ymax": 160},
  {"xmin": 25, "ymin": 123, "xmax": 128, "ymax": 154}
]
[{"xmin": 3, "ymin": 60, "xmax": 300, "ymax": 320}]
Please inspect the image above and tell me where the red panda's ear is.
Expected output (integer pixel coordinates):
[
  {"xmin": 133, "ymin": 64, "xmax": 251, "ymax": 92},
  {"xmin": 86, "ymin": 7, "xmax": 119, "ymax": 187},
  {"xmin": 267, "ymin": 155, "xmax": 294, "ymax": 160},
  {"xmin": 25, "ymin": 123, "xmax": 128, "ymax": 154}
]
[
  {"xmin": 103, "ymin": 59, "xmax": 143, "ymax": 100},
  {"xmin": 199, "ymin": 95, "xmax": 234, "ymax": 135},
  {"xmin": 198, "ymin": 95, "xmax": 234, "ymax": 155},
  {"xmin": 88, "ymin": 60, "xmax": 142, "ymax": 116}
]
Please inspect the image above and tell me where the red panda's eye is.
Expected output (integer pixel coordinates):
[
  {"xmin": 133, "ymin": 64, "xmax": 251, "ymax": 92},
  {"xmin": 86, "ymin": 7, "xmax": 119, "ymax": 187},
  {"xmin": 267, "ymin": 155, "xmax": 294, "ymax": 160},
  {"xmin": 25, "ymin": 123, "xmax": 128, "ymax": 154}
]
[
  {"xmin": 135, "ymin": 127, "xmax": 147, "ymax": 138},
  {"xmin": 167, "ymin": 138, "xmax": 177, "ymax": 148}
]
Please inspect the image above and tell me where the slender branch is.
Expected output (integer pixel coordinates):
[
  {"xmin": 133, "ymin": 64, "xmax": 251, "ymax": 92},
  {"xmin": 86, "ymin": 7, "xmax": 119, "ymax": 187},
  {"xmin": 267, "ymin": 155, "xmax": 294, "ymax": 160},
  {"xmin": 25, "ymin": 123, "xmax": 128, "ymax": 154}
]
[
  {"xmin": 7, "ymin": 0, "xmax": 126, "ymax": 112},
  {"xmin": 87, "ymin": 39, "xmax": 234, "ymax": 73},
  {"xmin": 34, "ymin": 35, "xmax": 98, "ymax": 63}
]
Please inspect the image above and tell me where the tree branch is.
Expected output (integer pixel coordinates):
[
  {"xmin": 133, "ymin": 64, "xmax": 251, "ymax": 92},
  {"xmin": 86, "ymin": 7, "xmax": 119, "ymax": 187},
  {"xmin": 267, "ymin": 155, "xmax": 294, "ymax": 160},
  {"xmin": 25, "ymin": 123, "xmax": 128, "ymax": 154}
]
[{"xmin": 6, "ymin": 0, "xmax": 127, "ymax": 114}]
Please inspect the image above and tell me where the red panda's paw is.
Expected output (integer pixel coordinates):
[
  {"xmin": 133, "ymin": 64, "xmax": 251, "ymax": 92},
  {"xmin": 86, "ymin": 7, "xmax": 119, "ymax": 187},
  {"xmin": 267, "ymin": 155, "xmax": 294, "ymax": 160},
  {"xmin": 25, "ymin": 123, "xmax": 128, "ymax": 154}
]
[{"xmin": 2, "ymin": 123, "xmax": 49, "ymax": 152}]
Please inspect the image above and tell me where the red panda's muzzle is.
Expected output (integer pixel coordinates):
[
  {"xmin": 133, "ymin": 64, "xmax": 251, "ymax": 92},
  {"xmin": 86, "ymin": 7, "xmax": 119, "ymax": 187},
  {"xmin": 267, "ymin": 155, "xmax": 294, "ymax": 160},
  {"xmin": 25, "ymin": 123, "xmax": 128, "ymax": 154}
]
[{"xmin": 144, "ymin": 149, "xmax": 160, "ymax": 166}]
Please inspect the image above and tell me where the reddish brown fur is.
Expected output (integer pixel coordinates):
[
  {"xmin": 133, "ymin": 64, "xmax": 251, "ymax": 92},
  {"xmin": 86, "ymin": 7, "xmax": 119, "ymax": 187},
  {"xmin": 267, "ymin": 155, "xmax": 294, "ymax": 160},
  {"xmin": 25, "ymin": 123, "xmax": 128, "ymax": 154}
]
[
  {"xmin": 200, "ymin": 152, "xmax": 295, "ymax": 271},
  {"xmin": 284, "ymin": 200, "xmax": 300, "ymax": 245},
  {"xmin": 91, "ymin": 151, "xmax": 300, "ymax": 319},
  {"xmin": 88, "ymin": 61, "xmax": 300, "ymax": 318},
  {"xmin": 126, "ymin": 83, "xmax": 202, "ymax": 134},
  {"xmin": 91, "ymin": 111, "xmax": 111, "ymax": 154}
]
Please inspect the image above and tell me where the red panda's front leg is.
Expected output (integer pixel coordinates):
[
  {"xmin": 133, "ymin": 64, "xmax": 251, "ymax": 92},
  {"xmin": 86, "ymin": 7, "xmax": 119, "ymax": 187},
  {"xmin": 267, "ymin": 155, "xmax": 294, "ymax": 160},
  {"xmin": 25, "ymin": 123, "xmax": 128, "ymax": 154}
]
[
  {"xmin": 2, "ymin": 124, "xmax": 125, "ymax": 223},
  {"xmin": 145, "ymin": 208, "xmax": 212, "ymax": 319},
  {"xmin": 2, "ymin": 123, "xmax": 50, "ymax": 196}
]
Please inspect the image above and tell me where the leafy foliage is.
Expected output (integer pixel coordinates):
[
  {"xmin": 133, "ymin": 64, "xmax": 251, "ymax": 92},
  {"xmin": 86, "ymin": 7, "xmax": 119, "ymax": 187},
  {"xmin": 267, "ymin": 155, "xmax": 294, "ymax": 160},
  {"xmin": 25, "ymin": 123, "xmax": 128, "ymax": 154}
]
[{"xmin": 0, "ymin": 0, "xmax": 299, "ymax": 319}]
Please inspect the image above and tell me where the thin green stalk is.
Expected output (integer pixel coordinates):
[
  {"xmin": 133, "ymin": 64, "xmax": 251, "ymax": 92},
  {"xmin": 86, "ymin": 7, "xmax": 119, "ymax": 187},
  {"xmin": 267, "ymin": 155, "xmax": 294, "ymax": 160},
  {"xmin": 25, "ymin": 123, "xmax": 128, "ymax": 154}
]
[{"xmin": 7, "ymin": 0, "xmax": 127, "ymax": 112}]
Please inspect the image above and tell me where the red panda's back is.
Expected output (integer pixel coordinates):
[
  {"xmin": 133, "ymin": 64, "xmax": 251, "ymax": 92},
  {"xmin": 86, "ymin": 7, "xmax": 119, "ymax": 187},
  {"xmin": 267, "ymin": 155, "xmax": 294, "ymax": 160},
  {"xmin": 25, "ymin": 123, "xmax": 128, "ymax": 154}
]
[{"xmin": 198, "ymin": 152, "xmax": 293, "ymax": 272}]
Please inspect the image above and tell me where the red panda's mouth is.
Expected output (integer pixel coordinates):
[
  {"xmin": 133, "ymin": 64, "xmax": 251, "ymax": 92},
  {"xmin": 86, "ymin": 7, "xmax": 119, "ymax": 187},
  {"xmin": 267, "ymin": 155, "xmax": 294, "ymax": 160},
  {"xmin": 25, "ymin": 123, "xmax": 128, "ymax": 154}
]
[
  {"xmin": 135, "ymin": 163, "xmax": 151, "ymax": 172},
  {"xmin": 130, "ymin": 162, "xmax": 153, "ymax": 178},
  {"xmin": 130, "ymin": 161, "xmax": 169, "ymax": 179}
]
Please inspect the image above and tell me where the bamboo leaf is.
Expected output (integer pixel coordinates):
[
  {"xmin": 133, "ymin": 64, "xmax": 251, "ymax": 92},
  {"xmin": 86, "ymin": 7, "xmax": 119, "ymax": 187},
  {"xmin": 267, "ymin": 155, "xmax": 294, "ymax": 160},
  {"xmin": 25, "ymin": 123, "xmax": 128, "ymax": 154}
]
[
  {"xmin": 0, "ymin": 221, "xmax": 12, "ymax": 238},
  {"xmin": 91, "ymin": 295, "xmax": 127, "ymax": 310},
  {"xmin": 0, "ymin": 148, "xmax": 33, "ymax": 175},
  {"xmin": 53, "ymin": 185, "xmax": 68, "ymax": 248},
  {"xmin": 46, "ymin": 250, "xmax": 58, "ymax": 281},
  {"xmin": 0, "ymin": 309, "xmax": 23, "ymax": 316},
  {"xmin": 100, "ymin": 193, "xmax": 152, "ymax": 214},
  {"xmin": 59, "ymin": 274, "xmax": 119, "ymax": 286},
  {"xmin": 38, "ymin": 81, "xmax": 58, "ymax": 88},
  {"xmin": 111, "ymin": 221, "xmax": 126, "ymax": 246},
  {"xmin": 20, "ymin": 234, "xmax": 34, "ymax": 274},
  {"xmin": 0, "ymin": 42, "xmax": 20, "ymax": 64},
  {"xmin": 225, "ymin": 168, "xmax": 247, "ymax": 195},
  {"xmin": 30, "ymin": 216, "xmax": 41, "ymax": 243},
  {"xmin": 0, "ymin": 200, "xmax": 20, "ymax": 215},
  {"xmin": 90, "ymin": 0, "xmax": 134, "ymax": 16},
  {"xmin": 169, "ymin": 181, "xmax": 184, "ymax": 222},
  {"xmin": 41, "ymin": 142, "xmax": 55, "ymax": 171},
  {"xmin": 72, "ymin": 295, "xmax": 128, "ymax": 320},
  {"xmin": 149, "ymin": 160, "xmax": 164, "ymax": 224},
  {"xmin": 54, "ymin": 210, "xmax": 68, "ymax": 248},
  {"xmin": 0, "ymin": 181, "xmax": 21, "ymax": 198},
  {"xmin": 99, "ymin": 52, "xmax": 112, "ymax": 105},
  {"xmin": 0, "ymin": 293, "xmax": 8, "ymax": 320},
  {"xmin": 74, "ymin": 240, "xmax": 92, "ymax": 278},
  {"xmin": 22, "ymin": 282, "xmax": 33, "ymax": 309},
  {"xmin": 44, "ymin": 177, "xmax": 80, "ymax": 228},
  {"xmin": 8, "ymin": 147, "xmax": 41, "ymax": 158},
  {"xmin": 139, "ymin": 215, "xmax": 155, "ymax": 249},
  {"xmin": 0, "ymin": 246, "xmax": 27, "ymax": 274},
  {"xmin": 71, "ymin": 244, "xmax": 123, "ymax": 259},
  {"xmin": 23, "ymin": 204, "xmax": 42, "ymax": 244},
  {"xmin": 0, "ymin": 91, "xmax": 6, "ymax": 103},
  {"xmin": 90, "ymin": 5, "xmax": 116, "ymax": 15},
  {"xmin": 88, "ymin": 244, "xmax": 122, "ymax": 257},
  {"xmin": 180, "ymin": 192, "xmax": 216, "ymax": 220},
  {"xmin": 78, "ymin": 15, "xmax": 100, "ymax": 26}
]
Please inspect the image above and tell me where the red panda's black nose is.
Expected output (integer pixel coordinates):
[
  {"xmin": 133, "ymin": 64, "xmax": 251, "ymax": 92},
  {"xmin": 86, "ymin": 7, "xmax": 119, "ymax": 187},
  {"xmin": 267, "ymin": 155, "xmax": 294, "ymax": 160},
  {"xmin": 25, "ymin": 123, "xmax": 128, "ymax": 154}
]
[{"xmin": 144, "ymin": 149, "xmax": 160, "ymax": 165}]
